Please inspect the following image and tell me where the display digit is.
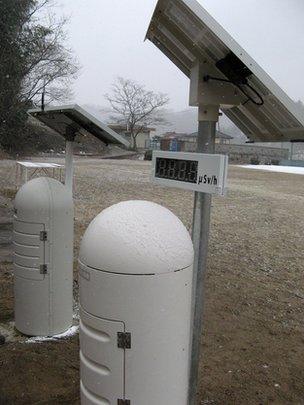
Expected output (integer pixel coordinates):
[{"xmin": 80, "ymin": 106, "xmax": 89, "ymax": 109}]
[
  {"xmin": 178, "ymin": 161, "xmax": 186, "ymax": 181},
  {"xmin": 189, "ymin": 161, "xmax": 198, "ymax": 183},
  {"xmin": 159, "ymin": 158, "xmax": 166, "ymax": 177},
  {"xmin": 168, "ymin": 159, "xmax": 176, "ymax": 179}
]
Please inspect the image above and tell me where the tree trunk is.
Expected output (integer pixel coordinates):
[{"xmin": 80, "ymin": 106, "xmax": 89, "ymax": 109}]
[{"xmin": 131, "ymin": 133, "xmax": 137, "ymax": 151}]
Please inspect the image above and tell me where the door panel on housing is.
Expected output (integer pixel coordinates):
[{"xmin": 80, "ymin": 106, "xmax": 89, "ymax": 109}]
[
  {"xmin": 13, "ymin": 220, "xmax": 45, "ymax": 281},
  {"xmin": 80, "ymin": 307, "xmax": 125, "ymax": 404},
  {"xmin": 13, "ymin": 242, "xmax": 40, "ymax": 258}
]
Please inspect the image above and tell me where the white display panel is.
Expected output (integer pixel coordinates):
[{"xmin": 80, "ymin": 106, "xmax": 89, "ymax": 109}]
[{"xmin": 151, "ymin": 151, "xmax": 228, "ymax": 195}]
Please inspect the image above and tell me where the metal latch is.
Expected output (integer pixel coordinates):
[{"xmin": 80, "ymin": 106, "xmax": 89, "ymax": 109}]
[
  {"xmin": 117, "ymin": 332, "xmax": 131, "ymax": 349},
  {"xmin": 40, "ymin": 231, "xmax": 48, "ymax": 241},
  {"xmin": 117, "ymin": 400, "xmax": 130, "ymax": 405},
  {"xmin": 40, "ymin": 264, "xmax": 47, "ymax": 274}
]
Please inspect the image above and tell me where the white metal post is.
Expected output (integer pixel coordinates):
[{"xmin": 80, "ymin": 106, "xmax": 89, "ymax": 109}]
[
  {"xmin": 24, "ymin": 167, "xmax": 28, "ymax": 184},
  {"xmin": 188, "ymin": 105, "xmax": 219, "ymax": 405},
  {"xmin": 290, "ymin": 142, "xmax": 294, "ymax": 160},
  {"xmin": 65, "ymin": 140, "xmax": 74, "ymax": 194},
  {"xmin": 15, "ymin": 163, "xmax": 19, "ymax": 189}
]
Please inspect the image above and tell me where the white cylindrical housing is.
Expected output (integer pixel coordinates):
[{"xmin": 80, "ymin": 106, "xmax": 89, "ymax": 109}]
[
  {"xmin": 13, "ymin": 177, "xmax": 74, "ymax": 336},
  {"xmin": 79, "ymin": 200, "xmax": 194, "ymax": 405}
]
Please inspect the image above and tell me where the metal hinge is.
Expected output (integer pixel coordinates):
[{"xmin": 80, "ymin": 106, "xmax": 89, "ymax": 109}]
[
  {"xmin": 40, "ymin": 231, "xmax": 48, "ymax": 241},
  {"xmin": 40, "ymin": 264, "xmax": 47, "ymax": 274},
  {"xmin": 117, "ymin": 332, "xmax": 131, "ymax": 349},
  {"xmin": 118, "ymin": 400, "xmax": 130, "ymax": 405}
]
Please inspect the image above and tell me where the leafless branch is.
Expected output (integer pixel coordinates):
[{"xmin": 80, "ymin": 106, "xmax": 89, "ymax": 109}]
[{"xmin": 105, "ymin": 77, "xmax": 169, "ymax": 149}]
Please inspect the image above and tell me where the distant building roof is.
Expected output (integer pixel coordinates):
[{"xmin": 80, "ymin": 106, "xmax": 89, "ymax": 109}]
[
  {"xmin": 162, "ymin": 131, "xmax": 233, "ymax": 140},
  {"xmin": 109, "ymin": 124, "xmax": 156, "ymax": 133},
  {"xmin": 189, "ymin": 131, "xmax": 233, "ymax": 140},
  {"xmin": 162, "ymin": 132, "xmax": 190, "ymax": 139}
]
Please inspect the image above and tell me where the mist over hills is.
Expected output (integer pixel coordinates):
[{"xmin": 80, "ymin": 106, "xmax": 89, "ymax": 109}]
[
  {"xmin": 160, "ymin": 100, "xmax": 304, "ymax": 143},
  {"xmin": 157, "ymin": 108, "xmax": 247, "ymax": 143}
]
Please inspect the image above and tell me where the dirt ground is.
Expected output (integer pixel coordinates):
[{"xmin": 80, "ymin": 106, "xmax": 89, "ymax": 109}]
[{"xmin": 0, "ymin": 158, "xmax": 303, "ymax": 405}]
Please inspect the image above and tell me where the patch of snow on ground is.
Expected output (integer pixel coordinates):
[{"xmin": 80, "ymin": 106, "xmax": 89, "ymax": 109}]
[
  {"xmin": 240, "ymin": 165, "xmax": 304, "ymax": 175},
  {"xmin": 25, "ymin": 325, "xmax": 79, "ymax": 344},
  {"xmin": 0, "ymin": 322, "xmax": 18, "ymax": 343}
]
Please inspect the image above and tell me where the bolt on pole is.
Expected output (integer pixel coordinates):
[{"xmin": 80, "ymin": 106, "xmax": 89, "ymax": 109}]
[{"xmin": 188, "ymin": 105, "xmax": 219, "ymax": 405}]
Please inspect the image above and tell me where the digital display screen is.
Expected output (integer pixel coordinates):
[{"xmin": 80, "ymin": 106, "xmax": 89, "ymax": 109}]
[{"xmin": 155, "ymin": 157, "xmax": 198, "ymax": 184}]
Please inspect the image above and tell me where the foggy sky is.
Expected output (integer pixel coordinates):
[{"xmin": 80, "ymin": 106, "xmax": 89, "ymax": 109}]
[{"xmin": 57, "ymin": 0, "xmax": 304, "ymax": 111}]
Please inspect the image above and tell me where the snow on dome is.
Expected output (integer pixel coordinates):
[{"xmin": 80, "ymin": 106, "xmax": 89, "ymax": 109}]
[
  {"xmin": 14, "ymin": 177, "xmax": 72, "ymax": 223},
  {"xmin": 79, "ymin": 200, "xmax": 194, "ymax": 275}
]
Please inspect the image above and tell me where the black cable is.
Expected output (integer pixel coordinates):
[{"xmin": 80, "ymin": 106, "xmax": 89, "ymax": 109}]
[
  {"xmin": 203, "ymin": 75, "xmax": 231, "ymax": 84},
  {"xmin": 241, "ymin": 82, "xmax": 264, "ymax": 106},
  {"xmin": 203, "ymin": 75, "xmax": 264, "ymax": 107}
]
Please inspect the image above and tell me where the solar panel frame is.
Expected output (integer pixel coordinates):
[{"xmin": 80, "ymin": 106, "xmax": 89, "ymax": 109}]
[
  {"xmin": 146, "ymin": 0, "xmax": 304, "ymax": 142},
  {"xmin": 28, "ymin": 104, "xmax": 130, "ymax": 148}
]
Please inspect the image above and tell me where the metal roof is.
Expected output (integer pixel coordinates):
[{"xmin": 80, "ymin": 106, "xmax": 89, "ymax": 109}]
[
  {"xmin": 146, "ymin": 0, "xmax": 304, "ymax": 142},
  {"xmin": 28, "ymin": 104, "xmax": 130, "ymax": 148}
]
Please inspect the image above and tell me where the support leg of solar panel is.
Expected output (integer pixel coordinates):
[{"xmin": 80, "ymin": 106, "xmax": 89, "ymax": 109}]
[
  {"xmin": 188, "ymin": 106, "xmax": 218, "ymax": 405},
  {"xmin": 15, "ymin": 163, "xmax": 18, "ymax": 190},
  {"xmin": 65, "ymin": 140, "xmax": 74, "ymax": 194},
  {"xmin": 290, "ymin": 142, "xmax": 294, "ymax": 160},
  {"xmin": 24, "ymin": 166, "xmax": 28, "ymax": 184}
]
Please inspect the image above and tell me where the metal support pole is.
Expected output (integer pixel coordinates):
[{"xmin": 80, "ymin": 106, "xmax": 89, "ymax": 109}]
[
  {"xmin": 188, "ymin": 106, "xmax": 218, "ymax": 405},
  {"xmin": 24, "ymin": 167, "xmax": 28, "ymax": 183},
  {"xmin": 65, "ymin": 140, "xmax": 74, "ymax": 194}
]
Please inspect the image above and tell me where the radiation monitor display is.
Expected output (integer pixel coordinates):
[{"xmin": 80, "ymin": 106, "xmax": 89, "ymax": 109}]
[{"xmin": 152, "ymin": 151, "xmax": 228, "ymax": 195}]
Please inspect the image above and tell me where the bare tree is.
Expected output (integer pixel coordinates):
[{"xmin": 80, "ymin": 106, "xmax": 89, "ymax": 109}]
[
  {"xmin": 105, "ymin": 77, "xmax": 169, "ymax": 150},
  {"xmin": 20, "ymin": 3, "xmax": 79, "ymax": 105},
  {"xmin": 0, "ymin": 0, "xmax": 79, "ymax": 152}
]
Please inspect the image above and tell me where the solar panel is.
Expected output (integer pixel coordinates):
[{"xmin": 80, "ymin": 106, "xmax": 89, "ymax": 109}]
[
  {"xmin": 28, "ymin": 104, "xmax": 130, "ymax": 148},
  {"xmin": 146, "ymin": 0, "xmax": 304, "ymax": 142}
]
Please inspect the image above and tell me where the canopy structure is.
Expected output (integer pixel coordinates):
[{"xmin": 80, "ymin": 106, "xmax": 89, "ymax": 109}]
[
  {"xmin": 28, "ymin": 104, "xmax": 130, "ymax": 148},
  {"xmin": 146, "ymin": 0, "xmax": 304, "ymax": 142},
  {"xmin": 15, "ymin": 161, "xmax": 64, "ymax": 188}
]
